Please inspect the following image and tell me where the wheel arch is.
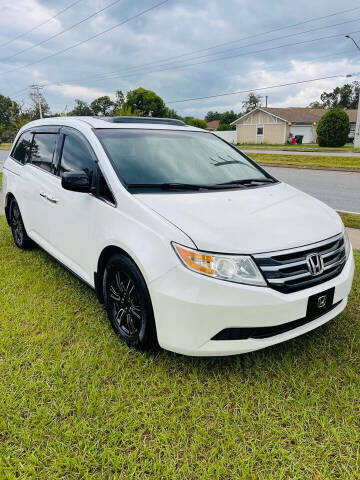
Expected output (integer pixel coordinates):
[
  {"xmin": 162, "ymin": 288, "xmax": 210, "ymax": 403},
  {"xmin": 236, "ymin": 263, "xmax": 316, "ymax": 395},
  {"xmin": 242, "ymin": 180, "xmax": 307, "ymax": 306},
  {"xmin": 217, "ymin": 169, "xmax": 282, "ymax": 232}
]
[{"xmin": 95, "ymin": 245, "xmax": 138, "ymax": 303}]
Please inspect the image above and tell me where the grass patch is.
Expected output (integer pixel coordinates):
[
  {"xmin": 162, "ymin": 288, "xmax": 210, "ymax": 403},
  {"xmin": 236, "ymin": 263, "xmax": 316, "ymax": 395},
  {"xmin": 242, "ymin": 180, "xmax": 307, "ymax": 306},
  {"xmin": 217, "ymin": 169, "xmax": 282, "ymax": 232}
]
[
  {"xmin": 0, "ymin": 172, "xmax": 2, "ymax": 188},
  {"xmin": 0, "ymin": 216, "xmax": 359, "ymax": 479},
  {"xmin": 338, "ymin": 211, "xmax": 360, "ymax": 229},
  {"xmin": 0, "ymin": 143, "xmax": 12, "ymax": 150},
  {"xmin": 249, "ymin": 152, "xmax": 360, "ymax": 170},
  {"xmin": 239, "ymin": 143, "xmax": 359, "ymax": 152}
]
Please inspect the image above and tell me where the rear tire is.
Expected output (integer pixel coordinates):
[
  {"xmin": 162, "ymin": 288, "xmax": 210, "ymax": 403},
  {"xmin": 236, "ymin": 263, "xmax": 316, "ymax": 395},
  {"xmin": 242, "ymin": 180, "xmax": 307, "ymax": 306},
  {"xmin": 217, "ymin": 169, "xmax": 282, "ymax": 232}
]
[
  {"xmin": 103, "ymin": 254, "xmax": 158, "ymax": 351},
  {"xmin": 9, "ymin": 199, "xmax": 33, "ymax": 250}
]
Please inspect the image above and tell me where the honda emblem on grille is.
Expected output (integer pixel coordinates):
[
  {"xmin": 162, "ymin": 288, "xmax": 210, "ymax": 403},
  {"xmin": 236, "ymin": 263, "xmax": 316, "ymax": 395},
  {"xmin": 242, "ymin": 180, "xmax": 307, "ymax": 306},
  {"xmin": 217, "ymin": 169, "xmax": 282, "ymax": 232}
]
[
  {"xmin": 317, "ymin": 295, "xmax": 327, "ymax": 308},
  {"xmin": 306, "ymin": 253, "xmax": 324, "ymax": 276}
]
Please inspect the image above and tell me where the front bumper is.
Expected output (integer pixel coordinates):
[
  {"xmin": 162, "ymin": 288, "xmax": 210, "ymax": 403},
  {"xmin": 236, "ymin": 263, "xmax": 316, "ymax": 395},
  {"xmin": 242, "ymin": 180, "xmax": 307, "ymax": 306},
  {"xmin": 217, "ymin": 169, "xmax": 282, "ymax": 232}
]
[{"xmin": 149, "ymin": 251, "xmax": 355, "ymax": 356}]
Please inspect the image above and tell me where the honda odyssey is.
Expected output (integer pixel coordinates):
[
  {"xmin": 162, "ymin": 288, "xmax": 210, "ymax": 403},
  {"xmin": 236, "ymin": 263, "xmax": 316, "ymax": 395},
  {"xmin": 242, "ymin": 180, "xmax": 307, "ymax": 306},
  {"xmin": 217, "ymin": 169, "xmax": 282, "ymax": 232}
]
[{"xmin": 2, "ymin": 117, "xmax": 354, "ymax": 356}]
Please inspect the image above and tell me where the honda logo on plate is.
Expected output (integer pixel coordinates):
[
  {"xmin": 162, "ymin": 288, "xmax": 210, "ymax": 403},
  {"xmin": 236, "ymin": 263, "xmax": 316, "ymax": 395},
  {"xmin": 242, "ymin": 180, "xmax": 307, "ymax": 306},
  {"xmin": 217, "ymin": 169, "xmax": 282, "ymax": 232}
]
[{"xmin": 306, "ymin": 253, "xmax": 324, "ymax": 276}]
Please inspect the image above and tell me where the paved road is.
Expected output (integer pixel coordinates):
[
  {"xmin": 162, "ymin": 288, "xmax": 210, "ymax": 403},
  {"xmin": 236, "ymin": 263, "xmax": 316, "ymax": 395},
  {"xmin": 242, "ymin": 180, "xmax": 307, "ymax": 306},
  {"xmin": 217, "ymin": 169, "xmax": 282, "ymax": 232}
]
[
  {"xmin": 242, "ymin": 148, "xmax": 360, "ymax": 157},
  {"xmin": 0, "ymin": 149, "xmax": 8, "ymax": 166},
  {"xmin": 1, "ymin": 150, "xmax": 359, "ymax": 213},
  {"xmin": 266, "ymin": 166, "xmax": 360, "ymax": 213}
]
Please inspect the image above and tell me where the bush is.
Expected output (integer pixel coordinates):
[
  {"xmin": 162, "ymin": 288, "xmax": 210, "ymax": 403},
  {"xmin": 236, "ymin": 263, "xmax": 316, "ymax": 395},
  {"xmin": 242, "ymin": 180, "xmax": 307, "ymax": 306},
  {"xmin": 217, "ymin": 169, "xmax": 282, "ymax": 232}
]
[
  {"xmin": 316, "ymin": 108, "xmax": 350, "ymax": 147},
  {"xmin": 187, "ymin": 118, "xmax": 207, "ymax": 129},
  {"xmin": 217, "ymin": 123, "xmax": 236, "ymax": 131}
]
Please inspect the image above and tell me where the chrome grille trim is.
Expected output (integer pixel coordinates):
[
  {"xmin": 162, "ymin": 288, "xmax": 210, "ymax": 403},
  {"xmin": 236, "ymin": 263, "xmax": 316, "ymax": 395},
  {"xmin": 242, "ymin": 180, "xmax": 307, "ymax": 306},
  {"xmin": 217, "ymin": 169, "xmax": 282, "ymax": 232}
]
[
  {"xmin": 253, "ymin": 233, "xmax": 343, "ymax": 257},
  {"xmin": 253, "ymin": 233, "xmax": 346, "ymax": 293}
]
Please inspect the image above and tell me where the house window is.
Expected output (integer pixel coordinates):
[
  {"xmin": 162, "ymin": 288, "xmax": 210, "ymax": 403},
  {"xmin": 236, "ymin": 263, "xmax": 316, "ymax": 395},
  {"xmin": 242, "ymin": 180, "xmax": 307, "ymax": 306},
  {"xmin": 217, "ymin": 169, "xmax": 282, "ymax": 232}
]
[{"xmin": 257, "ymin": 125, "xmax": 264, "ymax": 135}]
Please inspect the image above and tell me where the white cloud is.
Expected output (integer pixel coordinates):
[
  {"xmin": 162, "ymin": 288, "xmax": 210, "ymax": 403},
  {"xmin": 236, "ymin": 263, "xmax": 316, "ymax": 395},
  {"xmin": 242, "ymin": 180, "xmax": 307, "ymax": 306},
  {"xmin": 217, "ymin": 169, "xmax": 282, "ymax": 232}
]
[{"xmin": 47, "ymin": 83, "xmax": 112, "ymax": 101}]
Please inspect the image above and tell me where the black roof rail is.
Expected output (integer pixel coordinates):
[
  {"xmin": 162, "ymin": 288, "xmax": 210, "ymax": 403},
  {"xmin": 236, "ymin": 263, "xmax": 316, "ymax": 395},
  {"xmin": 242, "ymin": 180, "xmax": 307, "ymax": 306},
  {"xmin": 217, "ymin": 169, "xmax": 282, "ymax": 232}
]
[{"xmin": 100, "ymin": 116, "xmax": 186, "ymax": 126}]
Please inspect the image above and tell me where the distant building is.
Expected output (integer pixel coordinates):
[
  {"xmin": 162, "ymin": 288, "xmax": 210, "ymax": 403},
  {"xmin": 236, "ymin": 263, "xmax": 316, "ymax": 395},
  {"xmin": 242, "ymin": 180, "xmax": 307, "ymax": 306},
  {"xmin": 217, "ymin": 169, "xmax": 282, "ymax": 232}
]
[
  {"xmin": 232, "ymin": 107, "xmax": 357, "ymax": 144},
  {"xmin": 206, "ymin": 120, "xmax": 220, "ymax": 131}
]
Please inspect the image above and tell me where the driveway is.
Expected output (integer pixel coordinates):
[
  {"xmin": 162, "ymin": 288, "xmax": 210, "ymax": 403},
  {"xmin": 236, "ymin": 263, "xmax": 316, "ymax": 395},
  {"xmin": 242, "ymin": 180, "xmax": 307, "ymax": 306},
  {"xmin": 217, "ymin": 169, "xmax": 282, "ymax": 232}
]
[
  {"xmin": 265, "ymin": 166, "xmax": 360, "ymax": 213},
  {"xmin": 242, "ymin": 148, "xmax": 360, "ymax": 157}
]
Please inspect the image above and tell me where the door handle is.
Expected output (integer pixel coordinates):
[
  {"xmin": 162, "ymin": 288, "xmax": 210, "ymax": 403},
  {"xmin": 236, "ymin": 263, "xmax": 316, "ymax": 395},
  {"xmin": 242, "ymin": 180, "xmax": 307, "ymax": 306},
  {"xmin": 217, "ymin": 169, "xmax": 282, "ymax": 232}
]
[
  {"xmin": 46, "ymin": 195, "xmax": 59, "ymax": 204},
  {"xmin": 39, "ymin": 191, "xmax": 48, "ymax": 199}
]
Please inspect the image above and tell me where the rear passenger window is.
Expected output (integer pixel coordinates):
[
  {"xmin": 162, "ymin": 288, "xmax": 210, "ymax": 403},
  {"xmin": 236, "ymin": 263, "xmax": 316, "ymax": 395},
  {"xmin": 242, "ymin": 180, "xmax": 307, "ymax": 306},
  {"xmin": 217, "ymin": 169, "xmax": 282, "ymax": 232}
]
[
  {"xmin": 31, "ymin": 133, "xmax": 57, "ymax": 173},
  {"xmin": 60, "ymin": 133, "xmax": 95, "ymax": 178},
  {"xmin": 11, "ymin": 131, "xmax": 33, "ymax": 164}
]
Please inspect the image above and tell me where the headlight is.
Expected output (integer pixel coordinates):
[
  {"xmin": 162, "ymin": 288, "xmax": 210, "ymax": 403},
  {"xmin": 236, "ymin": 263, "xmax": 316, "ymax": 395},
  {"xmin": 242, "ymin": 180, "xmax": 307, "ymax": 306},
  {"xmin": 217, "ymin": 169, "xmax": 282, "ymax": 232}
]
[
  {"xmin": 172, "ymin": 243, "xmax": 266, "ymax": 286},
  {"xmin": 344, "ymin": 230, "xmax": 351, "ymax": 260}
]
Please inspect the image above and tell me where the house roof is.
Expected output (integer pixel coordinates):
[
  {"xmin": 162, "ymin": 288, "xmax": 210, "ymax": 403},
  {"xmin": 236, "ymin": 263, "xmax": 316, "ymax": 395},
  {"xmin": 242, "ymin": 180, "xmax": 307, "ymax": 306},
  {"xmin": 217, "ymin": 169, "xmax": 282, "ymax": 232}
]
[
  {"xmin": 232, "ymin": 107, "xmax": 358, "ymax": 124},
  {"xmin": 206, "ymin": 120, "xmax": 219, "ymax": 129}
]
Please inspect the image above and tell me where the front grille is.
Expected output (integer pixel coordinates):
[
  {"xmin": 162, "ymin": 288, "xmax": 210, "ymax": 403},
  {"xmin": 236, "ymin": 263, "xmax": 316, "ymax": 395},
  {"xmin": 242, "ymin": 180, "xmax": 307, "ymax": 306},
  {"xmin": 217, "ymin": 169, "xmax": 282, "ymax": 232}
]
[
  {"xmin": 253, "ymin": 233, "xmax": 346, "ymax": 293},
  {"xmin": 212, "ymin": 300, "xmax": 342, "ymax": 340}
]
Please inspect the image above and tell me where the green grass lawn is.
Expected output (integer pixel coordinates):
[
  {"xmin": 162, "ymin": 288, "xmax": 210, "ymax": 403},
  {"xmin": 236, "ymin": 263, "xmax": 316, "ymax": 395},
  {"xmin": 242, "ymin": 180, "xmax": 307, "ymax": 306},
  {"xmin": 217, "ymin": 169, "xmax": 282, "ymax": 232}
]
[
  {"xmin": 0, "ymin": 143, "xmax": 12, "ymax": 150},
  {"xmin": 0, "ymin": 216, "xmax": 359, "ymax": 479},
  {"xmin": 239, "ymin": 143, "xmax": 359, "ymax": 152},
  {"xmin": 339, "ymin": 212, "xmax": 360, "ymax": 230},
  {"xmin": 249, "ymin": 152, "xmax": 360, "ymax": 170}
]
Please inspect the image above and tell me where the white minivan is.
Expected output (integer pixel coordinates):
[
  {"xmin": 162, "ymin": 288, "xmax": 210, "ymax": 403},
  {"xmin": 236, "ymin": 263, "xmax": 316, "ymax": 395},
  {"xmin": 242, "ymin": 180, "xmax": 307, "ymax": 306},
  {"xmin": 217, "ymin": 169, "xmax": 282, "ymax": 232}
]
[{"xmin": 2, "ymin": 117, "xmax": 354, "ymax": 356}]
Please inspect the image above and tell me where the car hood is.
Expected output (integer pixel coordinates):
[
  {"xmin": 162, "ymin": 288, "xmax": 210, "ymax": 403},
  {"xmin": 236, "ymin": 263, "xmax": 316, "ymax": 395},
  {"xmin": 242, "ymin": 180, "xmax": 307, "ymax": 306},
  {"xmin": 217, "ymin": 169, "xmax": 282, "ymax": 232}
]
[{"xmin": 137, "ymin": 183, "xmax": 343, "ymax": 254}]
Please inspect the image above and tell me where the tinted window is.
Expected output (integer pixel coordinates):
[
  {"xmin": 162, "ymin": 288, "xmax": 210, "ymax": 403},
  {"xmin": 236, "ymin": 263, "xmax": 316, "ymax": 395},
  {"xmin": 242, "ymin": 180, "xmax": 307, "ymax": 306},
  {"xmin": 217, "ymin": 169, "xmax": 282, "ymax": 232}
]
[
  {"xmin": 95, "ymin": 129, "xmax": 268, "ymax": 186},
  {"xmin": 60, "ymin": 133, "xmax": 95, "ymax": 177},
  {"xmin": 11, "ymin": 131, "xmax": 33, "ymax": 164},
  {"xmin": 31, "ymin": 133, "xmax": 57, "ymax": 173}
]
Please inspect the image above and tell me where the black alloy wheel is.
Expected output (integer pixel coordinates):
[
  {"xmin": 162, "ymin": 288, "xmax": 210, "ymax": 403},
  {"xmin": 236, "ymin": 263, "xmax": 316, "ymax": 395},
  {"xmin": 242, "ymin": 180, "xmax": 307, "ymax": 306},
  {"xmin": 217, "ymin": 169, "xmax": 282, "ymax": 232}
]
[
  {"xmin": 9, "ymin": 199, "xmax": 33, "ymax": 249},
  {"xmin": 103, "ymin": 254, "xmax": 158, "ymax": 351}
]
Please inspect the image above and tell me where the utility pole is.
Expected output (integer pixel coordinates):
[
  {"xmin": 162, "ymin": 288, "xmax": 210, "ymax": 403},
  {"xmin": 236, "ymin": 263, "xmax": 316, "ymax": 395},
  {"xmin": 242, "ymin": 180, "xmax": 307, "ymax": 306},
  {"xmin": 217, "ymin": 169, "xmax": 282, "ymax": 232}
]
[
  {"xmin": 265, "ymin": 95, "xmax": 268, "ymax": 108},
  {"xmin": 29, "ymin": 84, "xmax": 44, "ymax": 119},
  {"xmin": 345, "ymin": 35, "xmax": 360, "ymax": 148}
]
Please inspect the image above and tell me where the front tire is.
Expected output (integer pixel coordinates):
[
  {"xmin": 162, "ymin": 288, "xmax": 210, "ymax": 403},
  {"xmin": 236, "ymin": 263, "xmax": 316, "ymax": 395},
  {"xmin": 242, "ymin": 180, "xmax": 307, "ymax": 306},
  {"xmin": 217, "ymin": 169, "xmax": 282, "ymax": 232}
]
[
  {"xmin": 103, "ymin": 254, "xmax": 158, "ymax": 351},
  {"xmin": 9, "ymin": 199, "xmax": 33, "ymax": 249}
]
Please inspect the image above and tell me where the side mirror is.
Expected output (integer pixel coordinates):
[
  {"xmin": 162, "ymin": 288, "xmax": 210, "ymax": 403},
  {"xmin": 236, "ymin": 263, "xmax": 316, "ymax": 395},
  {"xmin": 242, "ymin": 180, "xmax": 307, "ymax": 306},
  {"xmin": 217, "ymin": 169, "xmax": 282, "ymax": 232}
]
[{"xmin": 61, "ymin": 171, "xmax": 91, "ymax": 193}]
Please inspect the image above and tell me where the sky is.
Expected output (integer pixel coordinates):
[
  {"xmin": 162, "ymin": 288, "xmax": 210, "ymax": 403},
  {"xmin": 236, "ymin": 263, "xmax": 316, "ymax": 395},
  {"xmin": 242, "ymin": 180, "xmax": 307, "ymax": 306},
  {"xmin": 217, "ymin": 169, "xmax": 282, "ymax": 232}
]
[{"xmin": 0, "ymin": 0, "xmax": 360, "ymax": 118}]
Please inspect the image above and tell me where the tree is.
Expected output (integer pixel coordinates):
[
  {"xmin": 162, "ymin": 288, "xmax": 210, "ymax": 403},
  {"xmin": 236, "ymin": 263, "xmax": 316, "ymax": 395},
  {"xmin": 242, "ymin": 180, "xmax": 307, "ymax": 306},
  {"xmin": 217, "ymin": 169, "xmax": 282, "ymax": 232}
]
[
  {"xmin": 308, "ymin": 81, "xmax": 360, "ymax": 109},
  {"xmin": 242, "ymin": 93, "xmax": 262, "ymax": 114},
  {"xmin": 125, "ymin": 87, "xmax": 167, "ymax": 117},
  {"xmin": 0, "ymin": 94, "xmax": 20, "ymax": 141},
  {"xmin": 112, "ymin": 90, "xmax": 125, "ymax": 115},
  {"xmin": 91, "ymin": 96, "xmax": 114, "ymax": 116},
  {"xmin": 114, "ymin": 105, "xmax": 142, "ymax": 116},
  {"xmin": 28, "ymin": 91, "xmax": 50, "ymax": 119},
  {"xmin": 69, "ymin": 99, "xmax": 93, "ymax": 116},
  {"xmin": 219, "ymin": 110, "xmax": 238, "ymax": 125},
  {"xmin": 316, "ymin": 108, "xmax": 350, "ymax": 147},
  {"xmin": 205, "ymin": 111, "xmax": 222, "ymax": 122},
  {"xmin": 184, "ymin": 117, "xmax": 207, "ymax": 129}
]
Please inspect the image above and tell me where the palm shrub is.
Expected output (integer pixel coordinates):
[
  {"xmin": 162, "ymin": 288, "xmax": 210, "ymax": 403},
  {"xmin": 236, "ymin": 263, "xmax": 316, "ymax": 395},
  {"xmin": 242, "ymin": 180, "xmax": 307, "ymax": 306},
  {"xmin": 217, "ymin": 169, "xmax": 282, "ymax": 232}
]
[{"xmin": 316, "ymin": 108, "xmax": 350, "ymax": 147}]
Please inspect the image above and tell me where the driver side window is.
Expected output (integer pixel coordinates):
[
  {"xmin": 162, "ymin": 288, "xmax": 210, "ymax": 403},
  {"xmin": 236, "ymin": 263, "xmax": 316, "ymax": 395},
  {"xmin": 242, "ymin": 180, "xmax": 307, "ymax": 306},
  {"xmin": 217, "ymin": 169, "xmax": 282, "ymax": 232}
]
[{"xmin": 60, "ymin": 132, "xmax": 95, "ymax": 178}]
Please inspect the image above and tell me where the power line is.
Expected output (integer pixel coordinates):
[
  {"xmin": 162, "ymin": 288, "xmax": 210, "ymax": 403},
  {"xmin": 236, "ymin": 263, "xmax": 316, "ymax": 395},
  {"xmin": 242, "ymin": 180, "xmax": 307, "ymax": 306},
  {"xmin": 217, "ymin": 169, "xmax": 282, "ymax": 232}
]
[
  {"xmin": 0, "ymin": 0, "xmax": 84, "ymax": 49},
  {"xmin": 13, "ymin": 22, "xmax": 359, "ymax": 97},
  {"xmin": 1, "ymin": 0, "xmax": 124, "ymax": 63},
  {"xmin": 1, "ymin": 0, "xmax": 169, "ymax": 76},
  {"xmin": 3, "ymin": 5, "xmax": 358, "ymax": 95},
  {"xmin": 167, "ymin": 72, "xmax": 358, "ymax": 104},
  {"xmin": 8, "ymin": 49, "xmax": 355, "ymax": 102},
  {"xmin": 67, "ymin": 7, "xmax": 360, "ymax": 83},
  {"xmin": 70, "ymin": 28, "xmax": 360, "ymax": 86}
]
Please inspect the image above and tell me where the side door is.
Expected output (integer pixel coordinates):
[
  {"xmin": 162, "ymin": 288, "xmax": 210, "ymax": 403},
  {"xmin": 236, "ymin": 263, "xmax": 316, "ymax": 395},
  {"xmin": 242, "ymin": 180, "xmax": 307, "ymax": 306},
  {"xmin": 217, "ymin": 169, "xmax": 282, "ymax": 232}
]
[
  {"xmin": 20, "ymin": 127, "xmax": 60, "ymax": 247},
  {"xmin": 48, "ymin": 127, "xmax": 116, "ymax": 284}
]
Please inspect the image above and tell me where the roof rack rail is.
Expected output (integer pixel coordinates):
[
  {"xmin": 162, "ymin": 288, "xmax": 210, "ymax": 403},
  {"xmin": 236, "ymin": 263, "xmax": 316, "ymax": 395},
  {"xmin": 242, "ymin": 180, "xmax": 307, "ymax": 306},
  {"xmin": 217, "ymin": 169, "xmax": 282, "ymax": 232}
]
[{"xmin": 100, "ymin": 116, "xmax": 186, "ymax": 126}]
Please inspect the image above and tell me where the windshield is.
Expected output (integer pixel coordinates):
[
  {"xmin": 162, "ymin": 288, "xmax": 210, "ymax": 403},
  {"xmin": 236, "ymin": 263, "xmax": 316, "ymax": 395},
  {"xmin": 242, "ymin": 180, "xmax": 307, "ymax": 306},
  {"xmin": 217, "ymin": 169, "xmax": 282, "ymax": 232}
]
[{"xmin": 95, "ymin": 129, "xmax": 271, "ymax": 189}]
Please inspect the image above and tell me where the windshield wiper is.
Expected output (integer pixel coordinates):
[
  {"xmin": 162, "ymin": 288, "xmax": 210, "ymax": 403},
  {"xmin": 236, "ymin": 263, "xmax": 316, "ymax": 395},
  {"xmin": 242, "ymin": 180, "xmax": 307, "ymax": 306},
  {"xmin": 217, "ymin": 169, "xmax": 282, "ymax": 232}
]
[
  {"xmin": 127, "ymin": 182, "xmax": 244, "ymax": 191},
  {"xmin": 218, "ymin": 178, "xmax": 276, "ymax": 186}
]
